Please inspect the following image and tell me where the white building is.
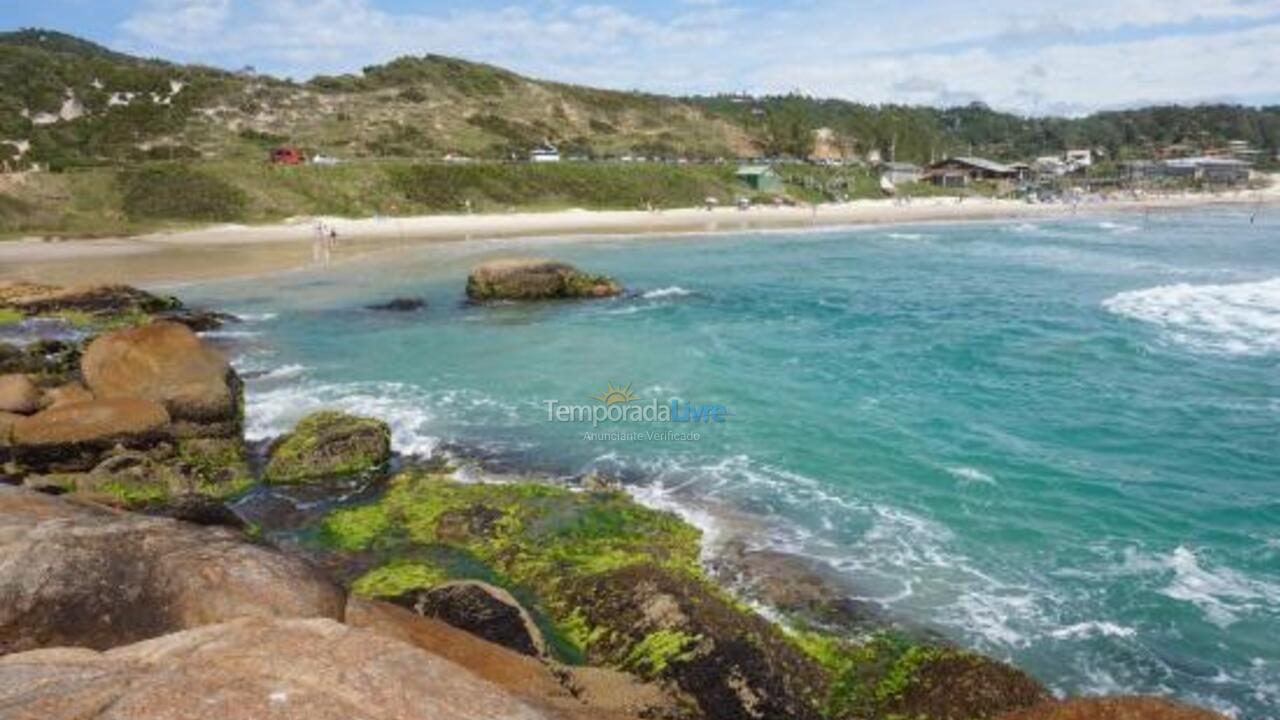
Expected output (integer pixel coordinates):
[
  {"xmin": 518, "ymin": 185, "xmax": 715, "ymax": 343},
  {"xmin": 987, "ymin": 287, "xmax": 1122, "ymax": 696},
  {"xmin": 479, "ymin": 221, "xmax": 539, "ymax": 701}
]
[{"xmin": 530, "ymin": 144, "xmax": 561, "ymax": 163}]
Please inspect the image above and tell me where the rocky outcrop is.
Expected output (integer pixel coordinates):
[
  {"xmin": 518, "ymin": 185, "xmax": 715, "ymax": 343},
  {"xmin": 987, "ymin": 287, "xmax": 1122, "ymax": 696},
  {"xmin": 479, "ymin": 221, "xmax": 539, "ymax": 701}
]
[
  {"xmin": 264, "ymin": 411, "xmax": 392, "ymax": 484},
  {"xmin": 348, "ymin": 598, "xmax": 693, "ymax": 720},
  {"xmin": 0, "ymin": 374, "xmax": 41, "ymax": 414},
  {"xmin": 997, "ymin": 698, "xmax": 1229, "ymax": 720},
  {"xmin": 0, "ymin": 617, "xmax": 546, "ymax": 720},
  {"xmin": 0, "ymin": 486, "xmax": 345, "ymax": 655},
  {"xmin": 81, "ymin": 321, "xmax": 242, "ymax": 438},
  {"xmin": 466, "ymin": 259, "xmax": 621, "ymax": 301},
  {"xmin": 393, "ymin": 580, "xmax": 548, "ymax": 658},
  {"xmin": 564, "ymin": 563, "xmax": 829, "ymax": 720},
  {"xmin": 0, "ymin": 281, "xmax": 180, "ymax": 317},
  {"xmin": 10, "ymin": 398, "xmax": 171, "ymax": 472}
]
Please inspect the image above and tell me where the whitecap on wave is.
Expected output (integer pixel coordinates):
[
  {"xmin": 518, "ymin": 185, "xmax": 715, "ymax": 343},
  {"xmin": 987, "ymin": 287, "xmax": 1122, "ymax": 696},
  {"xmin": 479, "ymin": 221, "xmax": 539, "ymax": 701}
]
[
  {"xmin": 1119, "ymin": 545, "xmax": 1280, "ymax": 628},
  {"xmin": 642, "ymin": 286, "xmax": 693, "ymax": 299},
  {"xmin": 245, "ymin": 381, "xmax": 442, "ymax": 457},
  {"xmin": 1103, "ymin": 277, "xmax": 1280, "ymax": 355},
  {"xmin": 1048, "ymin": 621, "xmax": 1137, "ymax": 640},
  {"xmin": 945, "ymin": 465, "xmax": 998, "ymax": 486}
]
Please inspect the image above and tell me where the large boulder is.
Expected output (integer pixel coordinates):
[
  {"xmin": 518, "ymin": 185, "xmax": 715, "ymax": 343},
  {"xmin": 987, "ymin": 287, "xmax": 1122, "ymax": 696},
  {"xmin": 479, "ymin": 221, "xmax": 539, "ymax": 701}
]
[
  {"xmin": 392, "ymin": 580, "xmax": 548, "ymax": 658},
  {"xmin": 264, "ymin": 411, "xmax": 392, "ymax": 484},
  {"xmin": 0, "ymin": 486, "xmax": 345, "ymax": 655},
  {"xmin": 466, "ymin": 259, "xmax": 621, "ymax": 301},
  {"xmin": 11, "ymin": 398, "xmax": 171, "ymax": 472},
  {"xmin": 0, "ymin": 617, "xmax": 547, "ymax": 720},
  {"xmin": 997, "ymin": 697, "xmax": 1229, "ymax": 720},
  {"xmin": 0, "ymin": 374, "xmax": 41, "ymax": 414},
  {"xmin": 80, "ymin": 321, "xmax": 242, "ymax": 438}
]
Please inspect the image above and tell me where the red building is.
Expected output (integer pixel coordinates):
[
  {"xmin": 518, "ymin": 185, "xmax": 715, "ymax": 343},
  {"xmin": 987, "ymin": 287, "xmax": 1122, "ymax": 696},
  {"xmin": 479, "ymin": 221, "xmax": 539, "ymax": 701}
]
[{"xmin": 269, "ymin": 147, "xmax": 304, "ymax": 165}]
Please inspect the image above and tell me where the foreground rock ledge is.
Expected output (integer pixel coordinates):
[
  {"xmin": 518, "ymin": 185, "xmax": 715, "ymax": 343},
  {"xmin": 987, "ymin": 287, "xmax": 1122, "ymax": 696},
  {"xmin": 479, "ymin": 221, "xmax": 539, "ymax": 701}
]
[
  {"xmin": 0, "ymin": 486, "xmax": 345, "ymax": 655},
  {"xmin": 0, "ymin": 617, "xmax": 546, "ymax": 720},
  {"xmin": 466, "ymin": 259, "xmax": 621, "ymax": 301}
]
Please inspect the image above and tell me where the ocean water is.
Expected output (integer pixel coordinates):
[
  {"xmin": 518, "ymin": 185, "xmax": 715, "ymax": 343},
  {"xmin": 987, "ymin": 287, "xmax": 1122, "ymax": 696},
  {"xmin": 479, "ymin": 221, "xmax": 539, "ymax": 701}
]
[{"xmin": 181, "ymin": 208, "xmax": 1279, "ymax": 718}]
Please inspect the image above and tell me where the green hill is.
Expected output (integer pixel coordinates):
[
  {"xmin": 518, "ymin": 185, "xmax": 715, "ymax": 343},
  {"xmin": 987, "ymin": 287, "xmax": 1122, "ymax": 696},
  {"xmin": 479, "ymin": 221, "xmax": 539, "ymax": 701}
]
[{"xmin": 0, "ymin": 28, "xmax": 1277, "ymax": 237}]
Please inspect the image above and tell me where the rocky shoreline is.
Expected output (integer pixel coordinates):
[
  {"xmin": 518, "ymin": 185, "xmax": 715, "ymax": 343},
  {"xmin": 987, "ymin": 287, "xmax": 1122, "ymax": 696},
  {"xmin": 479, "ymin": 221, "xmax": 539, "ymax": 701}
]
[{"xmin": 0, "ymin": 279, "xmax": 1231, "ymax": 720}]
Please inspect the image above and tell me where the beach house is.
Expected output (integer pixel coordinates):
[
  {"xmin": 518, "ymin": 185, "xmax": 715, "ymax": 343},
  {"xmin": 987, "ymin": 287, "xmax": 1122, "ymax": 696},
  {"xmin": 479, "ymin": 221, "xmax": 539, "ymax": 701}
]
[
  {"xmin": 736, "ymin": 165, "xmax": 784, "ymax": 193},
  {"xmin": 924, "ymin": 157, "xmax": 1015, "ymax": 187}
]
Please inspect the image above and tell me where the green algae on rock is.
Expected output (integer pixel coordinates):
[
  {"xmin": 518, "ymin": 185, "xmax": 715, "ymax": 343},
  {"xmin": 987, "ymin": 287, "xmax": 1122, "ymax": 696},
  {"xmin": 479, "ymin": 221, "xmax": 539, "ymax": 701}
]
[
  {"xmin": 264, "ymin": 411, "xmax": 392, "ymax": 484},
  {"xmin": 313, "ymin": 469, "xmax": 1049, "ymax": 720},
  {"xmin": 465, "ymin": 258, "xmax": 622, "ymax": 301}
]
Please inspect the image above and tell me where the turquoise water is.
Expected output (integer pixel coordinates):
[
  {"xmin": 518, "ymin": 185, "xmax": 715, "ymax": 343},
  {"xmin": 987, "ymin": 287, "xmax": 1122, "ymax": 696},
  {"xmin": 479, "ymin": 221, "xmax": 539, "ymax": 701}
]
[{"xmin": 183, "ymin": 208, "xmax": 1279, "ymax": 718}]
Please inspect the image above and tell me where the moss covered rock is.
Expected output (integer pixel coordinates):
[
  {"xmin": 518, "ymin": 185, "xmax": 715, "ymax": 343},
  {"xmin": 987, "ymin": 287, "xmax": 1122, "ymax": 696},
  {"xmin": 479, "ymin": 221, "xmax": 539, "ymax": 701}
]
[
  {"xmin": 465, "ymin": 258, "xmax": 621, "ymax": 301},
  {"xmin": 315, "ymin": 470, "xmax": 824, "ymax": 720},
  {"xmin": 796, "ymin": 631, "xmax": 1047, "ymax": 720},
  {"xmin": 264, "ymin": 411, "xmax": 392, "ymax": 484}
]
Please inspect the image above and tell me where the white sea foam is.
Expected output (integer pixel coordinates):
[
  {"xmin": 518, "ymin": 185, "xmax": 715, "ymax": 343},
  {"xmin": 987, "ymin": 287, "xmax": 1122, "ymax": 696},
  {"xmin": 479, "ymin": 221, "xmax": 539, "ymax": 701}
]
[
  {"xmin": 200, "ymin": 329, "xmax": 263, "ymax": 339},
  {"xmin": 249, "ymin": 363, "xmax": 310, "ymax": 383},
  {"xmin": 1159, "ymin": 546, "xmax": 1280, "ymax": 628},
  {"xmin": 946, "ymin": 465, "xmax": 998, "ymax": 485},
  {"xmin": 245, "ymin": 381, "xmax": 442, "ymax": 457},
  {"xmin": 1048, "ymin": 621, "xmax": 1137, "ymax": 640},
  {"xmin": 642, "ymin": 286, "xmax": 693, "ymax": 299},
  {"xmin": 885, "ymin": 232, "xmax": 928, "ymax": 241},
  {"xmin": 1103, "ymin": 277, "xmax": 1280, "ymax": 355},
  {"xmin": 1097, "ymin": 221, "xmax": 1139, "ymax": 234},
  {"xmin": 1119, "ymin": 546, "xmax": 1280, "ymax": 628},
  {"xmin": 237, "ymin": 312, "xmax": 278, "ymax": 322}
]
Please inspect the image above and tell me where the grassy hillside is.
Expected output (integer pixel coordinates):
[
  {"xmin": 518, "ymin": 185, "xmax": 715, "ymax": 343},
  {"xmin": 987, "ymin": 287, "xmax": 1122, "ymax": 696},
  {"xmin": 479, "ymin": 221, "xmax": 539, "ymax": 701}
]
[{"xmin": 1, "ymin": 28, "xmax": 1277, "ymax": 237}]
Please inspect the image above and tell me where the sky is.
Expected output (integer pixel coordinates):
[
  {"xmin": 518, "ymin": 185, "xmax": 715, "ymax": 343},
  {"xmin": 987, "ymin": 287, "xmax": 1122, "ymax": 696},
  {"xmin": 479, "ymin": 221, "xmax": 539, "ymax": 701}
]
[{"xmin": 4, "ymin": 0, "xmax": 1280, "ymax": 116}]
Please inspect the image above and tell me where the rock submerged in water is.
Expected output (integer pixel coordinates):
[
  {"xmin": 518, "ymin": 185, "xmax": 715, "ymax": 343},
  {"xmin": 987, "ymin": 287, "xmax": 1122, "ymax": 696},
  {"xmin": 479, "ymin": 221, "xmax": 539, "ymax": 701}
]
[
  {"xmin": 368, "ymin": 297, "xmax": 428, "ymax": 312},
  {"xmin": 466, "ymin": 259, "xmax": 621, "ymax": 301},
  {"xmin": 264, "ymin": 410, "xmax": 392, "ymax": 484}
]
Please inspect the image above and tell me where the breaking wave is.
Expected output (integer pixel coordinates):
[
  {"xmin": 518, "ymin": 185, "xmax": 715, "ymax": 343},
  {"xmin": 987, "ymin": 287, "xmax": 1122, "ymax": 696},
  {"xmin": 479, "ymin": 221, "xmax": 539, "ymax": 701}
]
[{"xmin": 1103, "ymin": 278, "xmax": 1280, "ymax": 355}]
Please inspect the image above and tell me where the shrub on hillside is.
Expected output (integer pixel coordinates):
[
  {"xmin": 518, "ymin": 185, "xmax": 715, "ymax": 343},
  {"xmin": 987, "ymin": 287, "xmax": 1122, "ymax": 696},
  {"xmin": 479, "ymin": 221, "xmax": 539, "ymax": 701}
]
[
  {"xmin": 119, "ymin": 164, "xmax": 247, "ymax": 221},
  {"xmin": 387, "ymin": 163, "xmax": 736, "ymax": 212}
]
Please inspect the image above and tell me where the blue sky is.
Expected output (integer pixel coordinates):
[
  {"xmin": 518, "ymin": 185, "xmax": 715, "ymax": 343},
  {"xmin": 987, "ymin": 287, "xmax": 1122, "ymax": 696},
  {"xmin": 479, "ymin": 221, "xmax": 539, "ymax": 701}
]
[{"xmin": 4, "ymin": 0, "xmax": 1280, "ymax": 115}]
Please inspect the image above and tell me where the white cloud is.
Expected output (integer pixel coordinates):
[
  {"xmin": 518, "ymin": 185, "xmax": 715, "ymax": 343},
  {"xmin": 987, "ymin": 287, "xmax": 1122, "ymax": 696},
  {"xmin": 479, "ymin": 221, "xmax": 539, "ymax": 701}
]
[{"xmin": 114, "ymin": 0, "xmax": 1280, "ymax": 113}]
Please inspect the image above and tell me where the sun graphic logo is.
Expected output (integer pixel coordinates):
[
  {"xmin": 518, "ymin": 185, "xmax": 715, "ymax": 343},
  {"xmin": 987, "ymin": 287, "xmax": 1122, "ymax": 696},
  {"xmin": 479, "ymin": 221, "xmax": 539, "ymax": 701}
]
[{"xmin": 592, "ymin": 382, "xmax": 638, "ymax": 405}]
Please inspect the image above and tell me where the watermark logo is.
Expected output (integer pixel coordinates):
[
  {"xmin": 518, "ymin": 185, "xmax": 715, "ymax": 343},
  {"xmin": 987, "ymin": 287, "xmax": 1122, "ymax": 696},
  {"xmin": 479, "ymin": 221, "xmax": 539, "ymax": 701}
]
[
  {"xmin": 592, "ymin": 382, "xmax": 638, "ymax": 405},
  {"xmin": 545, "ymin": 382, "xmax": 730, "ymax": 436}
]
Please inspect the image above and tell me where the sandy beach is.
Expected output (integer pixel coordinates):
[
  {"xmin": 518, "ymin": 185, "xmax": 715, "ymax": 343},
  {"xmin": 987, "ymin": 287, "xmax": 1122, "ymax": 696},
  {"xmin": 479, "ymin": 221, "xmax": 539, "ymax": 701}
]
[{"xmin": 3, "ymin": 185, "xmax": 1276, "ymax": 286}]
